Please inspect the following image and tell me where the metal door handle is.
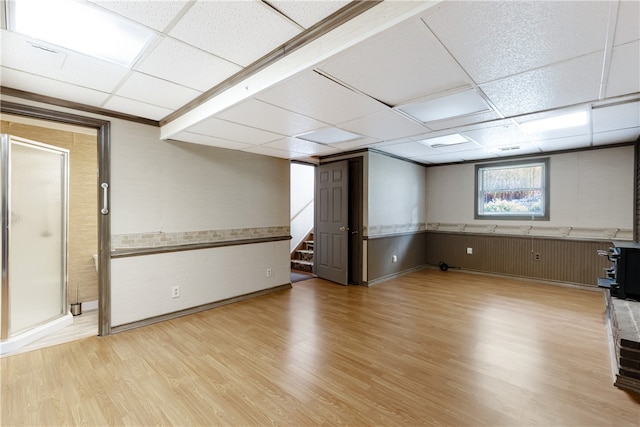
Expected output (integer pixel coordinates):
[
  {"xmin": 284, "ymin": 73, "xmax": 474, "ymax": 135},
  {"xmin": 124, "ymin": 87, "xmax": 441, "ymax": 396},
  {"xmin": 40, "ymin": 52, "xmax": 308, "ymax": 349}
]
[
  {"xmin": 351, "ymin": 230, "xmax": 358, "ymax": 235},
  {"xmin": 339, "ymin": 226, "xmax": 349, "ymax": 232},
  {"xmin": 101, "ymin": 183, "xmax": 109, "ymax": 215}
]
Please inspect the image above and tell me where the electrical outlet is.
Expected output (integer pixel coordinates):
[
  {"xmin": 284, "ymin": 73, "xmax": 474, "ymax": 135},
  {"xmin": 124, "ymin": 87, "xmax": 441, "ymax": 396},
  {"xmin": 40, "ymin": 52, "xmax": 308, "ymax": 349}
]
[
  {"xmin": 266, "ymin": 268, "xmax": 273, "ymax": 277},
  {"xmin": 534, "ymin": 253, "xmax": 541, "ymax": 261},
  {"xmin": 171, "ymin": 286, "xmax": 180, "ymax": 298},
  {"xmin": 392, "ymin": 255, "xmax": 397, "ymax": 263},
  {"xmin": 466, "ymin": 247, "xmax": 473, "ymax": 255}
]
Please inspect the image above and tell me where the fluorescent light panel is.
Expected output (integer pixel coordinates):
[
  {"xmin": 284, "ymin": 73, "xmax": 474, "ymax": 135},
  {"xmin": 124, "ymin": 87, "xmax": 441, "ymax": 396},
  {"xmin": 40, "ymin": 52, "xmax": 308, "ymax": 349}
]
[
  {"xmin": 10, "ymin": 0, "xmax": 155, "ymax": 67},
  {"xmin": 520, "ymin": 111, "xmax": 589, "ymax": 134},
  {"xmin": 418, "ymin": 133, "xmax": 468, "ymax": 148},
  {"xmin": 398, "ymin": 89, "xmax": 492, "ymax": 123},
  {"xmin": 296, "ymin": 127, "xmax": 362, "ymax": 144}
]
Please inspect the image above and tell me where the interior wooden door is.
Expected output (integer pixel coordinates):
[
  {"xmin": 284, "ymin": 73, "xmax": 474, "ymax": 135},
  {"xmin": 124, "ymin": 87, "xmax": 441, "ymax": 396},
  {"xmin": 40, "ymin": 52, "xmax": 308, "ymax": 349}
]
[{"xmin": 315, "ymin": 161, "xmax": 349, "ymax": 285}]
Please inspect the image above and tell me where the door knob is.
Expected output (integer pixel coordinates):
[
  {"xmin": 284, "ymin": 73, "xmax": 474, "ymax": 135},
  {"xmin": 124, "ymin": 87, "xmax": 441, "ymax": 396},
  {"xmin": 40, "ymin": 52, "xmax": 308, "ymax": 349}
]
[{"xmin": 339, "ymin": 226, "xmax": 348, "ymax": 232}]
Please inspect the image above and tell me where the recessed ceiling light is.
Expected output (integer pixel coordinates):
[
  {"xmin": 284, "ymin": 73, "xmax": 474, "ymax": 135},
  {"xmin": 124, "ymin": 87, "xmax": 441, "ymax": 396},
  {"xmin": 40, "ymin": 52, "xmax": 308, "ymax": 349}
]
[
  {"xmin": 519, "ymin": 111, "xmax": 589, "ymax": 134},
  {"xmin": 397, "ymin": 89, "xmax": 492, "ymax": 123},
  {"xmin": 9, "ymin": 0, "xmax": 156, "ymax": 67},
  {"xmin": 418, "ymin": 134, "xmax": 469, "ymax": 148},
  {"xmin": 296, "ymin": 128, "xmax": 362, "ymax": 144}
]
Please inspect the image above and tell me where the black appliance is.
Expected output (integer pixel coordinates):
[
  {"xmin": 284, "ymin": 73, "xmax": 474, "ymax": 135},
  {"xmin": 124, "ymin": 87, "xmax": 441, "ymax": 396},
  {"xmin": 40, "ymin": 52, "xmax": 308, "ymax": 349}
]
[{"xmin": 598, "ymin": 242, "xmax": 640, "ymax": 300}]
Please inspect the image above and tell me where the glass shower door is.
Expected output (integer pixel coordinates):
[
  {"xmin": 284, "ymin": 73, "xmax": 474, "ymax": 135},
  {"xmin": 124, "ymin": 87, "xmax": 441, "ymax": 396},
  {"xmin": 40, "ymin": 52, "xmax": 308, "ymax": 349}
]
[{"xmin": 1, "ymin": 134, "xmax": 68, "ymax": 338}]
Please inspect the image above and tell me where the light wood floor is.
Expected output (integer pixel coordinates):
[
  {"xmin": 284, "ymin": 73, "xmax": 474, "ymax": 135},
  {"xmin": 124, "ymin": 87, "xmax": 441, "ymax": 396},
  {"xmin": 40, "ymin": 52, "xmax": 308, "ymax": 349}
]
[{"xmin": 2, "ymin": 269, "xmax": 639, "ymax": 426}]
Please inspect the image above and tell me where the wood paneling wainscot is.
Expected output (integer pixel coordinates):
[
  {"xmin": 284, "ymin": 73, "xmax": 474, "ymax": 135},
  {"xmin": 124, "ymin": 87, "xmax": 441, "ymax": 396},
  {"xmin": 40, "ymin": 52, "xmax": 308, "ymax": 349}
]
[{"xmin": 426, "ymin": 231, "xmax": 612, "ymax": 287}]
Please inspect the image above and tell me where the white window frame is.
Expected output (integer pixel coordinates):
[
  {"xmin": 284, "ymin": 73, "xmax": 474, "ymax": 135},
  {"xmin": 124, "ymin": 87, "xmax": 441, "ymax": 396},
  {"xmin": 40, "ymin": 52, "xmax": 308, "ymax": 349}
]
[{"xmin": 475, "ymin": 158, "xmax": 550, "ymax": 221}]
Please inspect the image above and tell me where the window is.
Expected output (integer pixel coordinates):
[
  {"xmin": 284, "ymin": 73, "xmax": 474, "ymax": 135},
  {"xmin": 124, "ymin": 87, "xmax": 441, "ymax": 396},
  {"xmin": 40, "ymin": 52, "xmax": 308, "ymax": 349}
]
[{"xmin": 475, "ymin": 158, "xmax": 549, "ymax": 220}]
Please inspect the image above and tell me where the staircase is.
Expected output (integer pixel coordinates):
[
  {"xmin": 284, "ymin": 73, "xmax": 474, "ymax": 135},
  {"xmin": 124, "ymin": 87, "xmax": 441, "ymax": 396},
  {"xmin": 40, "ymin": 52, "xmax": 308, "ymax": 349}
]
[{"xmin": 291, "ymin": 231, "xmax": 314, "ymax": 273}]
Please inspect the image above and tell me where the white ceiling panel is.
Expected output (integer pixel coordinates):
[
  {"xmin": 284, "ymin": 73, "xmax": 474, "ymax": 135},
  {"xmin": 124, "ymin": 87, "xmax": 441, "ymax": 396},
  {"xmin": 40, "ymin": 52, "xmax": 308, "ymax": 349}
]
[
  {"xmin": 267, "ymin": 1, "xmax": 350, "ymax": 29},
  {"xmin": 375, "ymin": 141, "xmax": 439, "ymax": 158},
  {"xmin": 0, "ymin": 67, "xmax": 110, "ymax": 107},
  {"xmin": 330, "ymin": 136, "xmax": 379, "ymax": 151},
  {"xmin": 605, "ymin": 41, "xmax": 640, "ymax": 98},
  {"xmin": 422, "ymin": 1, "xmax": 610, "ymax": 84},
  {"xmin": 338, "ymin": 110, "xmax": 427, "ymax": 141},
  {"xmin": 169, "ymin": 132, "xmax": 252, "ymax": 151},
  {"xmin": 492, "ymin": 143, "xmax": 542, "ymax": 157},
  {"xmin": 412, "ymin": 152, "xmax": 464, "ymax": 164},
  {"xmin": 169, "ymin": 0, "xmax": 301, "ymax": 67},
  {"xmin": 480, "ymin": 52, "xmax": 603, "ymax": 117},
  {"xmin": 455, "ymin": 148, "xmax": 499, "ymax": 161},
  {"xmin": 424, "ymin": 110, "xmax": 502, "ymax": 131},
  {"xmin": 1, "ymin": 30, "xmax": 129, "ymax": 92},
  {"xmin": 592, "ymin": 102, "xmax": 640, "ymax": 133},
  {"xmin": 430, "ymin": 141, "xmax": 484, "ymax": 153},
  {"xmin": 613, "ymin": 1, "xmax": 640, "ymax": 46},
  {"xmin": 88, "ymin": 0, "xmax": 190, "ymax": 32},
  {"xmin": 187, "ymin": 117, "xmax": 282, "ymax": 145},
  {"xmin": 256, "ymin": 71, "xmax": 386, "ymax": 124},
  {"xmin": 460, "ymin": 122, "xmax": 530, "ymax": 148},
  {"xmin": 263, "ymin": 137, "xmax": 337, "ymax": 156},
  {"xmin": 516, "ymin": 107, "xmax": 591, "ymax": 141},
  {"xmin": 241, "ymin": 145, "xmax": 304, "ymax": 159},
  {"xmin": 102, "ymin": 95, "xmax": 173, "ymax": 121},
  {"xmin": 116, "ymin": 72, "xmax": 201, "ymax": 111},
  {"xmin": 217, "ymin": 99, "xmax": 326, "ymax": 136},
  {"xmin": 533, "ymin": 134, "xmax": 592, "ymax": 152},
  {"xmin": 136, "ymin": 37, "xmax": 242, "ymax": 92},
  {"xmin": 593, "ymin": 128, "xmax": 640, "ymax": 146},
  {"xmin": 318, "ymin": 18, "xmax": 470, "ymax": 106}
]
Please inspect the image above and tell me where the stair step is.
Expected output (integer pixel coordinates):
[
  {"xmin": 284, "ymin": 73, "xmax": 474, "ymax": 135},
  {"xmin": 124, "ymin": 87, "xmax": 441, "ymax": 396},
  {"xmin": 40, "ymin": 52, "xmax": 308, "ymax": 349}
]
[
  {"xmin": 291, "ymin": 259, "xmax": 313, "ymax": 273},
  {"xmin": 297, "ymin": 250, "xmax": 313, "ymax": 255},
  {"xmin": 292, "ymin": 259, "xmax": 313, "ymax": 266}
]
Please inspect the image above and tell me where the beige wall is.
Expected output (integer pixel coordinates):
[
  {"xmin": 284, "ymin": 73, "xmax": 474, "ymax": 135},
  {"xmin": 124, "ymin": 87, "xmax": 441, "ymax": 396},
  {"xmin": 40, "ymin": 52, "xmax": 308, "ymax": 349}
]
[
  {"xmin": 426, "ymin": 146, "xmax": 634, "ymax": 240},
  {"xmin": 1, "ymin": 119, "xmax": 98, "ymax": 304}
]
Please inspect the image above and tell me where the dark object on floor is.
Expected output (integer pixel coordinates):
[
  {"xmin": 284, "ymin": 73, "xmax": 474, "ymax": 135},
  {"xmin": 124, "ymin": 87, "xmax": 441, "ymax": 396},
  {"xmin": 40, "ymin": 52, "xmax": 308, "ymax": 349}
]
[
  {"xmin": 291, "ymin": 271, "xmax": 313, "ymax": 283},
  {"xmin": 439, "ymin": 262, "xmax": 449, "ymax": 271}
]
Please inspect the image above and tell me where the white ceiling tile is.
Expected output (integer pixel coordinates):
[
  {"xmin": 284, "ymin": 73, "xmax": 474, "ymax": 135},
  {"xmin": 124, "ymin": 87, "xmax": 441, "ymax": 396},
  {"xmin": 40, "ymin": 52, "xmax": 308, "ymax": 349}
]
[
  {"xmin": 187, "ymin": 117, "xmax": 282, "ymax": 145},
  {"xmin": 376, "ymin": 141, "xmax": 439, "ymax": 158},
  {"xmin": 593, "ymin": 128, "xmax": 640, "ymax": 146},
  {"xmin": 0, "ymin": 67, "xmax": 110, "ymax": 106},
  {"xmin": 136, "ymin": 37, "xmax": 241, "ymax": 92},
  {"xmin": 423, "ymin": 110, "xmax": 502, "ymax": 131},
  {"xmin": 241, "ymin": 145, "xmax": 300, "ymax": 159},
  {"xmin": 217, "ymin": 99, "xmax": 326, "ymax": 136},
  {"xmin": 592, "ymin": 102, "xmax": 640, "ymax": 133},
  {"xmin": 318, "ymin": 18, "xmax": 470, "ymax": 106},
  {"xmin": 534, "ymin": 134, "xmax": 592, "ymax": 152},
  {"xmin": 480, "ymin": 52, "xmax": 603, "ymax": 117},
  {"xmin": 103, "ymin": 96, "xmax": 173, "ymax": 120},
  {"xmin": 116, "ymin": 72, "xmax": 201, "ymax": 110},
  {"xmin": 614, "ymin": 1, "xmax": 640, "ymax": 46},
  {"xmin": 423, "ymin": 1, "xmax": 610, "ymax": 83},
  {"xmin": 169, "ymin": 1, "xmax": 301, "ymax": 67},
  {"xmin": 455, "ymin": 149, "xmax": 499, "ymax": 161},
  {"xmin": 412, "ymin": 152, "xmax": 464, "ymax": 164},
  {"xmin": 431, "ymin": 141, "xmax": 484, "ymax": 154},
  {"xmin": 460, "ymin": 122, "xmax": 530, "ymax": 148},
  {"xmin": 492, "ymin": 143, "xmax": 541, "ymax": 157},
  {"xmin": 330, "ymin": 136, "xmax": 379, "ymax": 151},
  {"xmin": 373, "ymin": 137, "xmax": 416, "ymax": 147},
  {"xmin": 263, "ymin": 137, "xmax": 337, "ymax": 155},
  {"xmin": 605, "ymin": 41, "xmax": 640, "ymax": 98},
  {"xmin": 256, "ymin": 71, "xmax": 386, "ymax": 124},
  {"xmin": 88, "ymin": 0, "xmax": 189, "ymax": 32},
  {"xmin": 267, "ymin": 1, "xmax": 349, "ymax": 29},
  {"xmin": 338, "ymin": 110, "xmax": 427, "ymax": 141},
  {"xmin": 169, "ymin": 132, "xmax": 252, "ymax": 151},
  {"xmin": 1, "ymin": 30, "xmax": 129, "ymax": 92}
]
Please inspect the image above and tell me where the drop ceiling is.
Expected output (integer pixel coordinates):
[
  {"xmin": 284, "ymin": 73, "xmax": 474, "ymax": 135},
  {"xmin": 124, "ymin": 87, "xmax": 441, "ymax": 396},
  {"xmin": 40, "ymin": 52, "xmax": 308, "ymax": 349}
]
[{"xmin": 1, "ymin": 0, "xmax": 639, "ymax": 165}]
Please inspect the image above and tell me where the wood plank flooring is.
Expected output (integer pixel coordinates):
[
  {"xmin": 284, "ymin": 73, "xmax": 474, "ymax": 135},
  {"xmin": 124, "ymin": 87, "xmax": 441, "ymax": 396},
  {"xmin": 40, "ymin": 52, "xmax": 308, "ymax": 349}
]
[{"xmin": 2, "ymin": 269, "xmax": 639, "ymax": 426}]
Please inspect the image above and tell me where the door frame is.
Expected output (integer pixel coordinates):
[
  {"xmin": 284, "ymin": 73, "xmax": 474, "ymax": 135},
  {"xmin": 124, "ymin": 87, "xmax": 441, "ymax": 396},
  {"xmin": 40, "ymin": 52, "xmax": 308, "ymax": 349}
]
[
  {"xmin": 1, "ymin": 101, "xmax": 112, "ymax": 336},
  {"xmin": 315, "ymin": 156, "xmax": 364, "ymax": 285}
]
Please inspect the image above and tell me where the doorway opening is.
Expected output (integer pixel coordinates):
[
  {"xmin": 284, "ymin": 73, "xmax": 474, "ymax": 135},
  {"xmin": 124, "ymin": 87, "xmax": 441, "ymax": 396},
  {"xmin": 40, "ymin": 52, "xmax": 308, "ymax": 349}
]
[{"xmin": 0, "ymin": 101, "xmax": 111, "ymax": 351}]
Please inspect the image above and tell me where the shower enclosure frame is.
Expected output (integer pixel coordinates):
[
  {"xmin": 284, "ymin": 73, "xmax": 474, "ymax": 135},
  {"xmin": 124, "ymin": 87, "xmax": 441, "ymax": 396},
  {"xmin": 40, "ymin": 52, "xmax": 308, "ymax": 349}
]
[{"xmin": 1, "ymin": 134, "xmax": 70, "ymax": 339}]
